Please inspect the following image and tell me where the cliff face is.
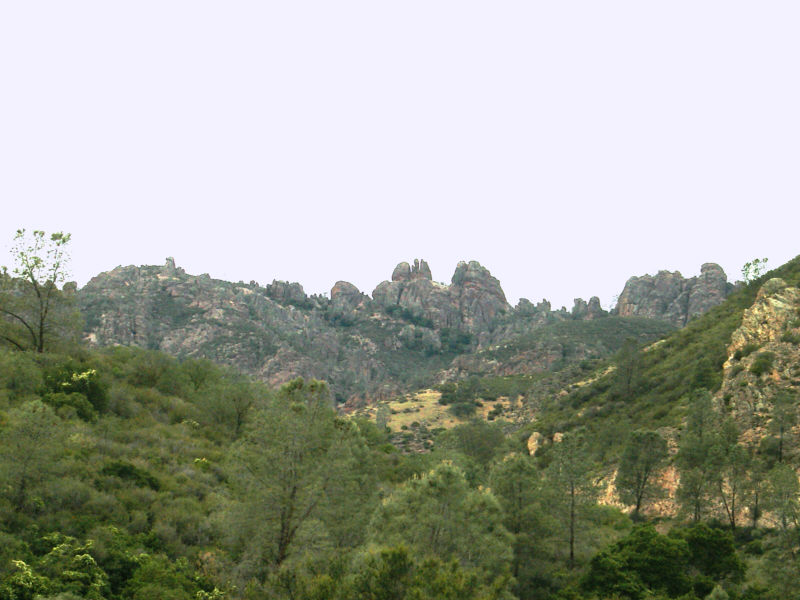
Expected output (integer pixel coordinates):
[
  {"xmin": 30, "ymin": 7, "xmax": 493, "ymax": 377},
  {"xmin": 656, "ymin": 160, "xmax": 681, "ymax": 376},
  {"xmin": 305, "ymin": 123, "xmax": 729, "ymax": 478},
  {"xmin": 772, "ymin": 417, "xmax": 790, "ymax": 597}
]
[
  {"xmin": 614, "ymin": 263, "xmax": 733, "ymax": 327},
  {"xmin": 719, "ymin": 278, "xmax": 800, "ymax": 427}
]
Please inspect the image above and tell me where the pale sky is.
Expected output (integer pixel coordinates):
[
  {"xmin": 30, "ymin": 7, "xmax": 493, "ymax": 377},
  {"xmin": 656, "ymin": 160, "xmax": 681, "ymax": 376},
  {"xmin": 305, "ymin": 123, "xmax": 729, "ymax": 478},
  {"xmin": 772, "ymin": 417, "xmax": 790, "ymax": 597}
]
[{"xmin": 1, "ymin": 2, "xmax": 798, "ymax": 310}]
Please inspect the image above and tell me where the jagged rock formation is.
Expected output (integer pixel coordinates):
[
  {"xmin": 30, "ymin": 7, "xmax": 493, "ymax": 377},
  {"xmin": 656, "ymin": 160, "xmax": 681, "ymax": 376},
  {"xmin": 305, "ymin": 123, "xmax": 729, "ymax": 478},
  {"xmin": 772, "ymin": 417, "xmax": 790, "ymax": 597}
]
[
  {"xmin": 719, "ymin": 278, "xmax": 800, "ymax": 425},
  {"xmin": 372, "ymin": 259, "xmax": 508, "ymax": 333},
  {"xmin": 266, "ymin": 280, "xmax": 308, "ymax": 306},
  {"xmin": 78, "ymin": 256, "xmax": 696, "ymax": 402},
  {"xmin": 572, "ymin": 296, "xmax": 606, "ymax": 320},
  {"xmin": 614, "ymin": 263, "xmax": 733, "ymax": 327}
]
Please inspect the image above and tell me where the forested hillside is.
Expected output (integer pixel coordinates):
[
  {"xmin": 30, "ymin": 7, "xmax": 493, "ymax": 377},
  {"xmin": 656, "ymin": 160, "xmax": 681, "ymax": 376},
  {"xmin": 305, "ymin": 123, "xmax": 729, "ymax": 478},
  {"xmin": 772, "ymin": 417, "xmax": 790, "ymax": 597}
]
[{"xmin": 2, "ymin": 232, "xmax": 800, "ymax": 599}]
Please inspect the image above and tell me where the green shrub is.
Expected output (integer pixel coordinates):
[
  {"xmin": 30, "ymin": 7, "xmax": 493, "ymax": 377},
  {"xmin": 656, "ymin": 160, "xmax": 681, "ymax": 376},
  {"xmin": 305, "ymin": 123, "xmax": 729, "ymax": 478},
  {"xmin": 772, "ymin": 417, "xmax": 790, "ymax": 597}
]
[
  {"xmin": 750, "ymin": 352, "xmax": 776, "ymax": 377},
  {"xmin": 100, "ymin": 461, "xmax": 161, "ymax": 491},
  {"xmin": 448, "ymin": 401, "xmax": 477, "ymax": 418},
  {"xmin": 44, "ymin": 392, "xmax": 97, "ymax": 422},
  {"xmin": 781, "ymin": 331, "xmax": 800, "ymax": 344}
]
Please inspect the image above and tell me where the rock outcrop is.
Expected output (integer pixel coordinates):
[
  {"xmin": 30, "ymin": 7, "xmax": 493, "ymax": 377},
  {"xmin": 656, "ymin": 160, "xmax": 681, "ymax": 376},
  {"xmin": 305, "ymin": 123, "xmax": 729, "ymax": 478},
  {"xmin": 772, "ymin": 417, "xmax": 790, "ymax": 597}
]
[
  {"xmin": 718, "ymin": 278, "xmax": 800, "ymax": 428},
  {"xmin": 372, "ymin": 259, "xmax": 509, "ymax": 333},
  {"xmin": 571, "ymin": 296, "xmax": 607, "ymax": 320},
  {"xmin": 266, "ymin": 280, "xmax": 308, "ymax": 306},
  {"xmin": 614, "ymin": 263, "xmax": 733, "ymax": 327},
  {"xmin": 78, "ymin": 256, "xmax": 694, "ymax": 403}
]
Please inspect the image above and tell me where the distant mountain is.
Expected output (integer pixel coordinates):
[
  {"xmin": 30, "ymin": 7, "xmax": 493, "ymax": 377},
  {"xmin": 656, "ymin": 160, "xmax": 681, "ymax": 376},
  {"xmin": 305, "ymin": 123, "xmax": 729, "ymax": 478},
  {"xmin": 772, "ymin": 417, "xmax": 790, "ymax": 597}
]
[{"xmin": 78, "ymin": 258, "xmax": 732, "ymax": 403}]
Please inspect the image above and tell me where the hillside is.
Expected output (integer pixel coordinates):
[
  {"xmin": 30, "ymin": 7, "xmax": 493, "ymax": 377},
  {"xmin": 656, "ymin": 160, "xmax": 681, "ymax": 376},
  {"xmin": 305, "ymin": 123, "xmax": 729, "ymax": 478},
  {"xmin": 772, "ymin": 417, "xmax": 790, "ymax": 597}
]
[{"xmin": 2, "ymin": 251, "xmax": 800, "ymax": 600}]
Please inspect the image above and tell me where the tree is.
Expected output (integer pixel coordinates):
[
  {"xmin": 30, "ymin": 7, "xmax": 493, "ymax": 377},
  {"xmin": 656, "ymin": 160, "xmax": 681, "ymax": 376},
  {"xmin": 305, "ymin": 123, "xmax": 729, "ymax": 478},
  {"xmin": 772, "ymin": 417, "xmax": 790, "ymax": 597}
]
[
  {"xmin": 489, "ymin": 453, "xmax": 546, "ymax": 597},
  {"xmin": 369, "ymin": 461, "xmax": 513, "ymax": 580},
  {"xmin": 670, "ymin": 522, "xmax": 744, "ymax": 593},
  {"xmin": 544, "ymin": 434, "xmax": 599, "ymax": 569},
  {"xmin": 765, "ymin": 463, "xmax": 800, "ymax": 534},
  {"xmin": 347, "ymin": 546, "xmax": 513, "ymax": 600},
  {"xmin": 0, "ymin": 229, "xmax": 78, "ymax": 353},
  {"xmin": 226, "ymin": 378, "xmax": 365, "ymax": 582},
  {"xmin": 676, "ymin": 391, "xmax": 720, "ymax": 522},
  {"xmin": 611, "ymin": 338, "xmax": 643, "ymax": 402},
  {"xmin": 0, "ymin": 399, "xmax": 65, "ymax": 513},
  {"xmin": 615, "ymin": 430, "xmax": 668, "ymax": 518},
  {"xmin": 196, "ymin": 373, "xmax": 257, "ymax": 439},
  {"xmin": 582, "ymin": 524, "xmax": 691, "ymax": 600},
  {"xmin": 767, "ymin": 390, "xmax": 797, "ymax": 464},
  {"xmin": 741, "ymin": 257, "xmax": 768, "ymax": 284},
  {"xmin": 711, "ymin": 419, "xmax": 750, "ymax": 532}
]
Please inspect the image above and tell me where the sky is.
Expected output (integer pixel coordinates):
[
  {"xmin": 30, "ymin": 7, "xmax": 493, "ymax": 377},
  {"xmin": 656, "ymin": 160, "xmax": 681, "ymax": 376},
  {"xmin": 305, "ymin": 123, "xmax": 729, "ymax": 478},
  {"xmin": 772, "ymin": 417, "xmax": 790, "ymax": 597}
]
[{"xmin": 1, "ymin": 2, "xmax": 798, "ymax": 310}]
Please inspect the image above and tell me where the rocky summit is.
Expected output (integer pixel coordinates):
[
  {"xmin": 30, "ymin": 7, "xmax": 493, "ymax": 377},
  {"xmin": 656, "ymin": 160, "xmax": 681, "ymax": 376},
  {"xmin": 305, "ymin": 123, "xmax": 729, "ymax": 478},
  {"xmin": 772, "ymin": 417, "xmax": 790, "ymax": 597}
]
[
  {"xmin": 78, "ymin": 257, "xmax": 734, "ymax": 402},
  {"xmin": 613, "ymin": 262, "xmax": 733, "ymax": 327}
]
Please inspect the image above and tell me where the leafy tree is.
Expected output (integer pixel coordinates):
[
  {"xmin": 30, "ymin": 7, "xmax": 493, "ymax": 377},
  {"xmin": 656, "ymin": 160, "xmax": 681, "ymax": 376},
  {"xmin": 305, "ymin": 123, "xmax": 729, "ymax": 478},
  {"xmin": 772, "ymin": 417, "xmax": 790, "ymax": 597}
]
[
  {"xmin": 36, "ymin": 534, "xmax": 110, "ymax": 600},
  {"xmin": 544, "ymin": 435, "xmax": 598, "ymax": 569},
  {"xmin": 610, "ymin": 338, "xmax": 643, "ymax": 402},
  {"xmin": 227, "ymin": 378, "xmax": 364, "ymax": 582},
  {"xmin": 196, "ymin": 373, "xmax": 257, "ymax": 439},
  {"xmin": 0, "ymin": 229, "xmax": 79, "ymax": 353},
  {"xmin": 437, "ymin": 420, "xmax": 507, "ymax": 469},
  {"xmin": 375, "ymin": 404, "xmax": 391, "ymax": 430},
  {"xmin": 0, "ymin": 399, "xmax": 65, "ymax": 513},
  {"xmin": 582, "ymin": 524, "xmax": 691, "ymax": 600},
  {"xmin": 615, "ymin": 430, "xmax": 669, "ymax": 518},
  {"xmin": 744, "ymin": 456, "xmax": 769, "ymax": 529},
  {"xmin": 123, "ymin": 554, "xmax": 199, "ymax": 600},
  {"xmin": 765, "ymin": 463, "xmax": 800, "ymax": 534},
  {"xmin": 347, "ymin": 545, "xmax": 513, "ymax": 600},
  {"xmin": 369, "ymin": 461, "xmax": 513, "ymax": 579},
  {"xmin": 489, "ymin": 453, "xmax": 546, "ymax": 596},
  {"xmin": 676, "ymin": 391, "xmax": 719, "ymax": 522},
  {"xmin": 741, "ymin": 257, "xmax": 769, "ymax": 284},
  {"xmin": 767, "ymin": 390, "xmax": 797, "ymax": 464},
  {"xmin": 672, "ymin": 523, "xmax": 744, "ymax": 585},
  {"xmin": 712, "ymin": 419, "xmax": 750, "ymax": 532}
]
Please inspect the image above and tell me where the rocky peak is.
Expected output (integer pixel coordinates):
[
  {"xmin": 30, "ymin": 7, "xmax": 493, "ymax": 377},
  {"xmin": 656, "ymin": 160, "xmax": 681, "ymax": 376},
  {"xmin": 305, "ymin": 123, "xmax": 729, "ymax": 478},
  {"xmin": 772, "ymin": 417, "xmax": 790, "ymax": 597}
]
[
  {"xmin": 614, "ymin": 263, "xmax": 732, "ymax": 327},
  {"xmin": 266, "ymin": 280, "xmax": 307, "ymax": 306},
  {"xmin": 571, "ymin": 296, "xmax": 607, "ymax": 320},
  {"xmin": 450, "ymin": 261, "xmax": 508, "ymax": 332},
  {"xmin": 373, "ymin": 259, "xmax": 509, "ymax": 334},
  {"xmin": 391, "ymin": 262, "xmax": 411, "ymax": 282},
  {"xmin": 391, "ymin": 259, "xmax": 432, "ymax": 282},
  {"xmin": 161, "ymin": 257, "xmax": 185, "ymax": 278},
  {"xmin": 330, "ymin": 281, "xmax": 366, "ymax": 312}
]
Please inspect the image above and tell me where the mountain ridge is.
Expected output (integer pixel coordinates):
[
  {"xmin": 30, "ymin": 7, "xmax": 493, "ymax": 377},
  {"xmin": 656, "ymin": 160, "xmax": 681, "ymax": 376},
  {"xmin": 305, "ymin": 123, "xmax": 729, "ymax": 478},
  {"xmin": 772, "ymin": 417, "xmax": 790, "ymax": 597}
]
[{"xmin": 77, "ymin": 257, "xmax": 732, "ymax": 403}]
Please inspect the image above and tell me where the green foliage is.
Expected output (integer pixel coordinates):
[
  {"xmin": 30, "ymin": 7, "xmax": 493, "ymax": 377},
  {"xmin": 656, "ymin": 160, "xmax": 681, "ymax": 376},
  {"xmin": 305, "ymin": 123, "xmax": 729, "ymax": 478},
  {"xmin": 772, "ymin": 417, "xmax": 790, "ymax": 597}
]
[
  {"xmin": 615, "ymin": 430, "xmax": 668, "ymax": 517},
  {"xmin": 369, "ymin": 461, "xmax": 513, "ymax": 579},
  {"xmin": 347, "ymin": 545, "xmax": 513, "ymax": 600},
  {"xmin": 749, "ymin": 352, "xmax": 776, "ymax": 377},
  {"xmin": 123, "ymin": 554, "xmax": 200, "ymax": 600},
  {"xmin": 43, "ymin": 391, "xmax": 98, "ymax": 422},
  {"xmin": 582, "ymin": 524, "xmax": 691, "ymax": 599},
  {"xmin": 543, "ymin": 435, "xmax": 599, "ymax": 569},
  {"xmin": 671, "ymin": 523, "xmax": 745, "ymax": 584},
  {"xmin": 764, "ymin": 463, "xmax": 800, "ymax": 532},
  {"xmin": 0, "ymin": 399, "xmax": 65, "ymax": 514},
  {"xmin": 227, "ymin": 378, "xmax": 371, "ymax": 581},
  {"xmin": 100, "ymin": 461, "xmax": 161, "ymax": 491},
  {"xmin": 742, "ymin": 258, "xmax": 769, "ymax": 284},
  {"xmin": 448, "ymin": 401, "xmax": 478, "ymax": 418},
  {"xmin": 437, "ymin": 420, "xmax": 508, "ymax": 468},
  {"xmin": 0, "ymin": 229, "xmax": 80, "ymax": 353}
]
